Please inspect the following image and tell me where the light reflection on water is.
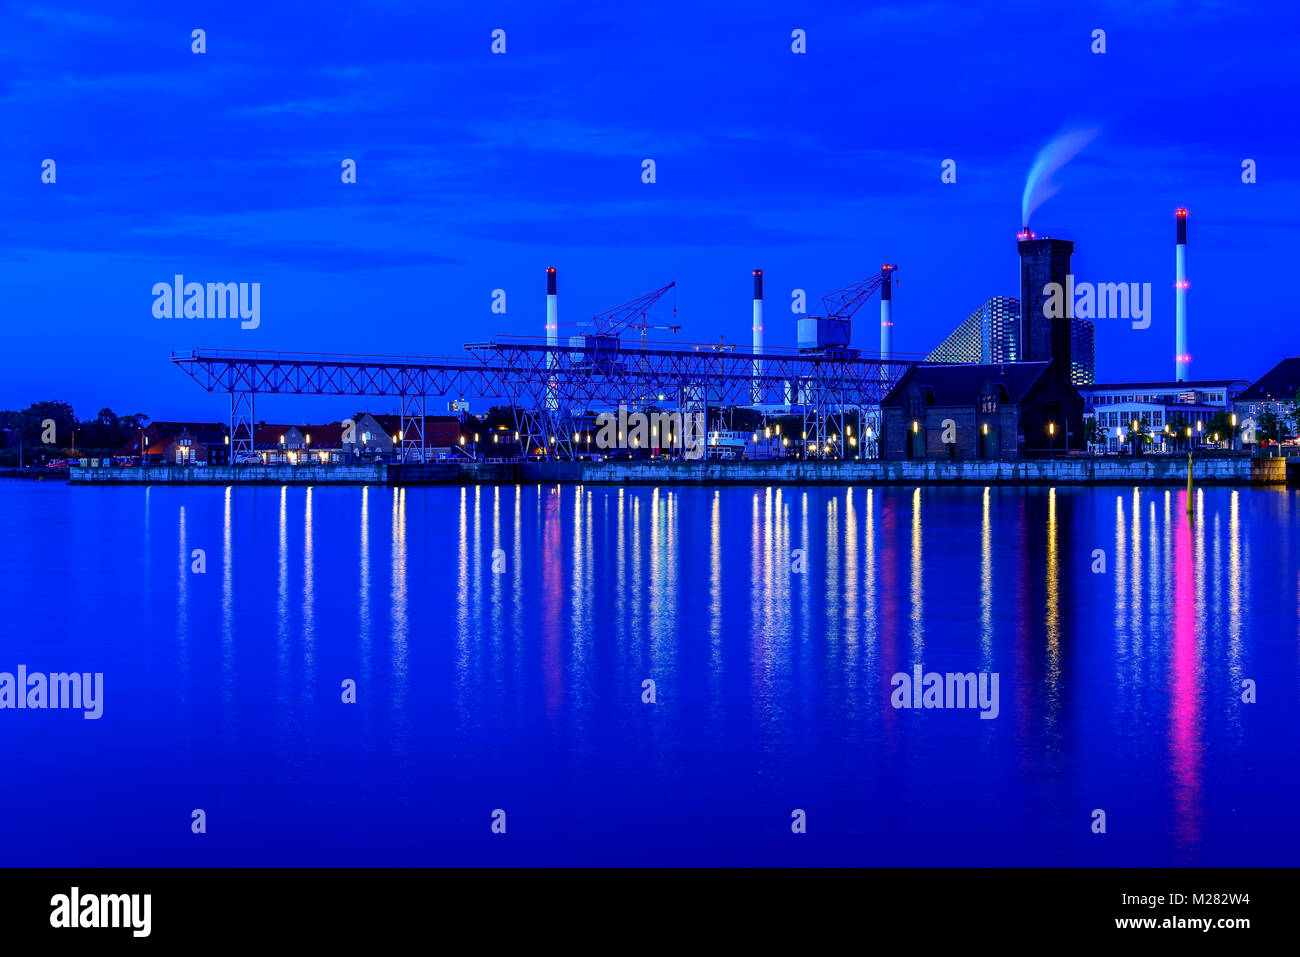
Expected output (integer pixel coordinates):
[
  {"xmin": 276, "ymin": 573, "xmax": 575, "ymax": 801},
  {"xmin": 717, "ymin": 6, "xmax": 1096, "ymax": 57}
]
[{"xmin": 1, "ymin": 481, "xmax": 1296, "ymax": 866}]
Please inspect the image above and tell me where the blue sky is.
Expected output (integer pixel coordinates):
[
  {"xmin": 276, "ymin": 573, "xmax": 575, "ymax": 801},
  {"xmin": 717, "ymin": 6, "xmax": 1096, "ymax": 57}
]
[{"xmin": 2, "ymin": 0, "xmax": 1297, "ymax": 421}]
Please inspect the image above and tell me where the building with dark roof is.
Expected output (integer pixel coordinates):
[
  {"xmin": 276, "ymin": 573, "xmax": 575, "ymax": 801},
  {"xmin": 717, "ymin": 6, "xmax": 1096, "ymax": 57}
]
[
  {"xmin": 1232, "ymin": 358, "xmax": 1300, "ymax": 442},
  {"xmin": 118, "ymin": 421, "xmax": 229, "ymax": 464},
  {"xmin": 881, "ymin": 361, "xmax": 1083, "ymax": 459}
]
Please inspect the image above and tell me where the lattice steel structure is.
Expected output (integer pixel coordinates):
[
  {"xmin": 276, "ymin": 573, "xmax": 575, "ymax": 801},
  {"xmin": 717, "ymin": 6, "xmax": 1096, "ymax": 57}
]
[{"xmin": 172, "ymin": 342, "xmax": 917, "ymax": 461}]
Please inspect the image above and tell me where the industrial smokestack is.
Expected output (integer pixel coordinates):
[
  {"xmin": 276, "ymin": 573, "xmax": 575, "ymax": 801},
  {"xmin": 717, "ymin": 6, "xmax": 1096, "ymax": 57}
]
[
  {"xmin": 545, "ymin": 266, "xmax": 558, "ymax": 412},
  {"xmin": 1017, "ymin": 235, "xmax": 1074, "ymax": 369},
  {"xmin": 879, "ymin": 264, "xmax": 895, "ymax": 361},
  {"xmin": 1175, "ymin": 208, "xmax": 1189, "ymax": 382},
  {"xmin": 752, "ymin": 269, "xmax": 763, "ymax": 404}
]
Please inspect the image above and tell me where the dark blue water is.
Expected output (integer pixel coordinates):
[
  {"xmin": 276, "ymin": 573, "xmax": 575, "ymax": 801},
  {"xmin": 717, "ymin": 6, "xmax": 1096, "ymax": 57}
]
[{"xmin": 1, "ymin": 481, "xmax": 1295, "ymax": 866}]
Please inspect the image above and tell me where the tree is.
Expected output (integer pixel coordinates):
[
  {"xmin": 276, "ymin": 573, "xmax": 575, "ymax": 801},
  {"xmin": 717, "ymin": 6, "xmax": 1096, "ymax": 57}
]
[
  {"xmin": 482, "ymin": 405, "xmax": 517, "ymax": 432},
  {"xmin": 1083, "ymin": 415, "xmax": 1106, "ymax": 446},
  {"xmin": 1125, "ymin": 418, "xmax": 1153, "ymax": 455},
  {"xmin": 1257, "ymin": 410, "xmax": 1283, "ymax": 447},
  {"xmin": 1205, "ymin": 411, "xmax": 1241, "ymax": 447}
]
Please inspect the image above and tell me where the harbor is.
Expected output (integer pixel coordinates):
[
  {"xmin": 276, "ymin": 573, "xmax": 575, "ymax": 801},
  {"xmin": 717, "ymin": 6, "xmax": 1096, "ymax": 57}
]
[{"xmin": 65, "ymin": 454, "xmax": 1289, "ymax": 486}]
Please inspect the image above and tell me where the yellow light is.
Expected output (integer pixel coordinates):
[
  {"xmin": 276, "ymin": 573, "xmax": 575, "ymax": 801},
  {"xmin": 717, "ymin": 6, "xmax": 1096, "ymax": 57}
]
[
  {"xmin": 775, "ymin": 424, "xmax": 781, "ymax": 435},
  {"xmin": 1049, "ymin": 422, "xmax": 1055, "ymax": 435},
  {"xmin": 280, "ymin": 435, "xmax": 285, "ymax": 444},
  {"xmin": 224, "ymin": 435, "xmax": 229, "ymax": 445},
  {"xmin": 1231, "ymin": 413, "xmax": 1237, "ymax": 426},
  {"xmin": 982, "ymin": 423, "xmax": 988, "ymax": 435},
  {"xmin": 1196, "ymin": 420, "xmax": 1202, "ymax": 432},
  {"xmin": 474, "ymin": 433, "xmax": 479, "ymax": 442},
  {"xmin": 305, "ymin": 434, "xmax": 311, "ymax": 444},
  {"xmin": 912, "ymin": 421, "xmax": 918, "ymax": 433},
  {"xmin": 459, "ymin": 436, "xmax": 465, "ymax": 445}
]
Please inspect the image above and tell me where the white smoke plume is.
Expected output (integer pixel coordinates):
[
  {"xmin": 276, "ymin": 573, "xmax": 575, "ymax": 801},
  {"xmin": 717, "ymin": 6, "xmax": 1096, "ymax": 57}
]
[{"xmin": 1021, "ymin": 127, "xmax": 1099, "ymax": 228}]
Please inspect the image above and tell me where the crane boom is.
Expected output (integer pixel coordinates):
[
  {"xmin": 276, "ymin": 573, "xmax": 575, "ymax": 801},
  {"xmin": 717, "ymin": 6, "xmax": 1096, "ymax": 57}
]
[
  {"xmin": 588, "ymin": 282, "xmax": 677, "ymax": 336},
  {"xmin": 820, "ymin": 267, "xmax": 897, "ymax": 320}
]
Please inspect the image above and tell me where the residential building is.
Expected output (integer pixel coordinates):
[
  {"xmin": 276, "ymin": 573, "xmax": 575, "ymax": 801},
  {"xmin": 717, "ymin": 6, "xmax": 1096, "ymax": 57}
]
[{"xmin": 119, "ymin": 421, "xmax": 229, "ymax": 464}]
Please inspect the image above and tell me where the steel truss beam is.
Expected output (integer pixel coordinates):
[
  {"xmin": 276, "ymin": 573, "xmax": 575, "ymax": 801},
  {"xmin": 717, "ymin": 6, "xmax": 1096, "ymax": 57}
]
[{"xmin": 173, "ymin": 345, "xmax": 916, "ymax": 461}]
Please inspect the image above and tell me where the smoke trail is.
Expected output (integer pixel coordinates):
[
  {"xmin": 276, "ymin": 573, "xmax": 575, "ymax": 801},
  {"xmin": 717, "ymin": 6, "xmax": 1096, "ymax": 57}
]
[{"xmin": 1021, "ymin": 127, "xmax": 1099, "ymax": 227}]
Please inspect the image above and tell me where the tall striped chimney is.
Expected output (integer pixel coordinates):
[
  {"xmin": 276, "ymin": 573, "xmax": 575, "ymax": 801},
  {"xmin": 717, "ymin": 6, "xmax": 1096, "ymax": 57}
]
[
  {"xmin": 545, "ymin": 266, "xmax": 558, "ymax": 412},
  {"xmin": 1175, "ymin": 208, "xmax": 1189, "ymax": 382},
  {"xmin": 880, "ymin": 264, "xmax": 895, "ymax": 360},
  {"xmin": 752, "ymin": 269, "xmax": 763, "ymax": 404}
]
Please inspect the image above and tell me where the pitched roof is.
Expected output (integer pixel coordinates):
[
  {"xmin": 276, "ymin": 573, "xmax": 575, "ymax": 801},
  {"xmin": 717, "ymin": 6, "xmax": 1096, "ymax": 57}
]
[
  {"xmin": 1235, "ymin": 358, "xmax": 1300, "ymax": 402},
  {"xmin": 117, "ymin": 421, "xmax": 227, "ymax": 454},
  {"xmin": 883, "ymin": 362, "xmax": 1052, "ymax": 407}
]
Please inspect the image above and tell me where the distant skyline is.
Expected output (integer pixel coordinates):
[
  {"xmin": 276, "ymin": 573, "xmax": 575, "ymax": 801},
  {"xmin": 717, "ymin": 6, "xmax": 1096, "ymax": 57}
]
[{"xmin": 3, "ymin": 1, "xmax": 1297, "ymax": 421}]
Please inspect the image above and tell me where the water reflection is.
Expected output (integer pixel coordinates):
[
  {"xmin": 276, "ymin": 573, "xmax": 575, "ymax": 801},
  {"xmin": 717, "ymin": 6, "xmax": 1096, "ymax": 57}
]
[{"xmin": 317, "ymin": 483, "xmax": 1278, "ymax": 862}]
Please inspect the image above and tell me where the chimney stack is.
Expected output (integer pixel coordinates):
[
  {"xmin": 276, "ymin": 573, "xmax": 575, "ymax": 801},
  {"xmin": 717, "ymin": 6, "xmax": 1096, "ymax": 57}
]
[
  {"xmin": 1175, "ymin": 208, "xmax": 1189, "ymax": 382},
  {"xmin": 1017, "ymin": 235, "xmax": 1074, "ymax": 370},
  {"xmin": 752, "ymin": 269, "xmax": 764, "ymax": 404},
  {"xmin": 879, "ymin": 264, "xmax": 895, "ymax": 360},
  {"xmin": 545, "ymin": 267, "xmax": 558, "ymax": 412}
]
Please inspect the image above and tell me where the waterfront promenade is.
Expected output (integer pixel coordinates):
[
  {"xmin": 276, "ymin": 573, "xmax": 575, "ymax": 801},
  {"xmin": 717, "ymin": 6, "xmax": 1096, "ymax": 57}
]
[{"xmin": 65, "ymin": 456, "xmax": 1288, "ymax": 486}]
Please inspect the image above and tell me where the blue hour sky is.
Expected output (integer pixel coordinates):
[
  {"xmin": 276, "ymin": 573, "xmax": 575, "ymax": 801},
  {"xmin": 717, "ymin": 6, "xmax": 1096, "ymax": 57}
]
[{"xmin": 2, "ymin": 0, "xmax": 1296, "ymax": 420}]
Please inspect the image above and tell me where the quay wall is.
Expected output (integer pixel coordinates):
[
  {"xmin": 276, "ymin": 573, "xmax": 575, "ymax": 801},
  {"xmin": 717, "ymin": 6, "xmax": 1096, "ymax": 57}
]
[{"xmin": 63, "ymin": 457, "xmax": 1285, "ymax": 487}]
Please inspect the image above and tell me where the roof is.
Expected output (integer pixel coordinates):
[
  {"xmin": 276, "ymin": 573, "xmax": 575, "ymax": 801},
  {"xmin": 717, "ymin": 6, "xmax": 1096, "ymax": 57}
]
[
  {"xmin": 354, "ymin": 412, "xmax": 460, "ymax": 431},
  {"xmin": 117, "ymin": 421, "xmax": 227, "ymax": 454},
  {"xmin": 254, "ymin": 425, "xmax": 297, "ymax": 445},
  {"xmin": 1234, "ymin": 358, "xmax": 1300, "ymax": 403},
  {"xmin": 883, "ymin": 362, "xmax": 1052, "ymax": 407},
  {"xmin": 1084, "ymin": 379, "xmax": 1249, "ymax": 391}
]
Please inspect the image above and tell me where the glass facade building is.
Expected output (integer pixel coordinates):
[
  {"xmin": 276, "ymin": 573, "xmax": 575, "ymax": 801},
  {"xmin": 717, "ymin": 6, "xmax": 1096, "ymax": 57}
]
[{"xmin": 928, "ymin": 296, "xmax": 1093, "ymax": 386}]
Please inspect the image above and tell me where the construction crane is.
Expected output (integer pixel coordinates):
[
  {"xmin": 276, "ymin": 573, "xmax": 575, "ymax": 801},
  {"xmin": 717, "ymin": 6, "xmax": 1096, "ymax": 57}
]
[
  {"xmin": 694, "ymin": 335, "xmax": 737, "ymax": 353},
  {"xmin": 633, "ymin": 315, "xmax": 681, "ymax": 349},
  {"xmin": 820, "ymin": 266, "xmax": 897, "ymax": 321},
  {"xmin": 586, "ymin": 281, "xmax": 678, "ymax": 339}
]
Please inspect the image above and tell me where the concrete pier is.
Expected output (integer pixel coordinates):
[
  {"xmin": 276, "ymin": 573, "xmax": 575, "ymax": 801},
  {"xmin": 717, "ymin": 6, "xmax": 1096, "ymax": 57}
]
[
  {"xmin": 64, "ymin": 456, "xmax": 1283, "ymax": 487},
  {"xmin": 528, "ymin": 457, "xmax": 1277, "ymax": 486}
]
